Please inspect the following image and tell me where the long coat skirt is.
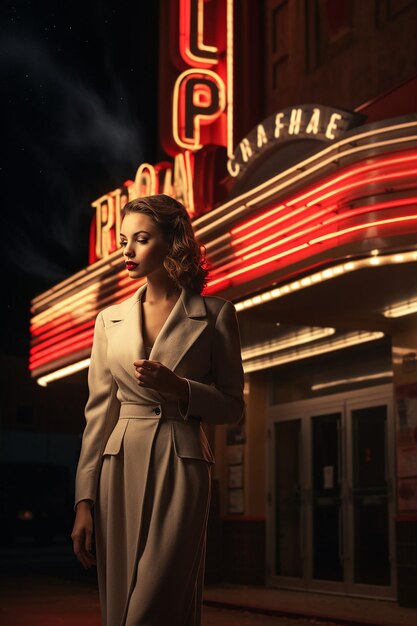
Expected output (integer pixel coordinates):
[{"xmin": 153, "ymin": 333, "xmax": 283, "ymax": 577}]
[{"xmin": 74, "ymin": 283, "xmax": 245, "ymax": 626}]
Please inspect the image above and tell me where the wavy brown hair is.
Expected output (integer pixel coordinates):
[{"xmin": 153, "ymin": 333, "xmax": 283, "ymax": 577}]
[{"xmin": 122, "ymin": 194, "xmax": 209, "ymax": 294}]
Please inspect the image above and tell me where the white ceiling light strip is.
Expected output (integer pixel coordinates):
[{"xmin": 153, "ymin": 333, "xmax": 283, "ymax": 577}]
[
  {"xmin": 311, "ymin": 371, "xmax": 393, "ymax": 391},
  {"xmin": 234, "ymin": 250, "xmax": 417, "ymax": 312},
  {"xmin": 242, "ymin": 331, "xmax": 384, "ymax": 373},
  {"xmin": 241, "ymin": 327, "xmax": 335, "ymax": 360},
  {"xmin": 37, "ymin": 329, "xmax": 383, "ymax": 385},
  {"xmin": 384, "ymin": 297, "xmax": 417, "ymax": 318},
  {"xmin": 37, "ymin": 359, "xmax": 91, "ymax": 387}
]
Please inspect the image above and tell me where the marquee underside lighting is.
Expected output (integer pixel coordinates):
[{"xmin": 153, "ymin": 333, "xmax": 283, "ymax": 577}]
[
  {"xmin": 29, "ymin": 228, "xmax": 417, "ymax": 378},
  {"xmin": 311, "ymin": 371, "xmax": 393, "ymax": 391},
  {"xmin": 384, "ymin": 296, "xmax": 417, "ymax": 318},
  {"xmin": 37, "ymin": 359, "xmax": 91, "ymax": 387},
  {"xmin": 241, "ymin": 327, "xmax": 335, "ymax": 360},
  {"xmin": 234, "ymin": 250, "xmax": 417, "ymax": 313},
  {"xmin": 36, "ymin": 329, "xmax": 385, "ymax": 387},
  {"xmin": 242, "ymin": 332, "xmax": 385, "ymax": 374}
]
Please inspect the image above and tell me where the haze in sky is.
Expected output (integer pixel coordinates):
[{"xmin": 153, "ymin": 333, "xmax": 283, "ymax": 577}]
[{"xmin": 1, "ymin": 0, "xmax": 159, "ymax": 354}]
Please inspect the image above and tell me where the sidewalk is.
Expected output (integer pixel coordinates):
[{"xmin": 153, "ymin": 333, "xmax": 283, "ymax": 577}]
[
  {"xmin": 0, "ymin": 575, "xmax": 101, "ymax": 626},
  {"xmin": 203, "ymin": 584, "xmax": 417, "ymax": 626}
]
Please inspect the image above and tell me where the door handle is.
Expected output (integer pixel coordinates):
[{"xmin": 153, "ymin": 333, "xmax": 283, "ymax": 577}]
[
  {"xmin": 300, "ymin": 487, "xmax": 306, "ymax": 560},
  {"xmin": 338, "ymin": 505, "xmax": 345, "ymax": 562}
]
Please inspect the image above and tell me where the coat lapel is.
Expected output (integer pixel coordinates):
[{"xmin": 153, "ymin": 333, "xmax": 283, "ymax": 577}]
[
  {"xmin": 106, "ymin": 283, "xmax": 208, "ymax": 397},
  {"xmin": 107, "ymin": 282, "xmax": 147, "ymax": 370},
  {"xmin": 149, "ymin": 286, "xmax": 208, "ymax": 372},
  {"xmin": 105, "ymin": 283, "xmax": 157, "ymax": 401}
]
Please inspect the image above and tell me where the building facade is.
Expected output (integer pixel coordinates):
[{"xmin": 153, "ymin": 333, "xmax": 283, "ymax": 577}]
[{"xmin": 29, "ymin": 0, "xmax": 417, "ymax": 606}]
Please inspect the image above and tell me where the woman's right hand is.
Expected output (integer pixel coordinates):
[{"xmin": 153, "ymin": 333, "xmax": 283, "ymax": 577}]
[{"xmin": 71, "ymin": 500, "xmax": 96, "ymax": 569}]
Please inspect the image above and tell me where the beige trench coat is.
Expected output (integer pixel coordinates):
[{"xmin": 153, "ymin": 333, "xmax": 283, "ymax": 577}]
[{"xmin": 74, "ymin": 283, "xmax": 245, "ymax": 626}]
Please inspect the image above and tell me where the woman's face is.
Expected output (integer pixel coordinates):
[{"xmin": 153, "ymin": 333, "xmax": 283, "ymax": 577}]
[{"xmin": 120, "ymin": 212, "xmax": 170, "ymax": 279}]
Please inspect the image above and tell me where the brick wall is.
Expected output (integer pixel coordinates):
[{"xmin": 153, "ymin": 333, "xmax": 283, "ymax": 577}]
[{"xmin": 396, "ymin": 519, "xmax": 417, "ymax": 607}]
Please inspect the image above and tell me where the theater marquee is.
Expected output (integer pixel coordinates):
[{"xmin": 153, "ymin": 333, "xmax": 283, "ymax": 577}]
[{"xmin": 29, "ymin": 0, "xmax": 417, "ymax": 388}]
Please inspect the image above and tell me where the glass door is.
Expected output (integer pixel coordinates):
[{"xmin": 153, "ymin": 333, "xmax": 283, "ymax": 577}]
[
  {"xmin": 273, "ymin": 419, "xmax": 303, "ymax": 581},
  {"xmin": 311, "ymin": 412, "xmax": 344, "ymax": 584},
  {"xmin": 346, "ymin": 397, "xmax": 396, "ymax": 598},
  {"xmin": 267, "ymin": 385, "xmax": 395, "ymax": 598}
]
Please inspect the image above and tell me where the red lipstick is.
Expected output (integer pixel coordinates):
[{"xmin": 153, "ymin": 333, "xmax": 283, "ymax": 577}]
[{"xmin": 125, "ymin": 262, "xmax": 138, "ymax": 270}]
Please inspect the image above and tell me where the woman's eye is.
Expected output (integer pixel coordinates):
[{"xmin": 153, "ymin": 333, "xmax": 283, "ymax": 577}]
[{"xmin": 119, "ymin": 239, "xmax": 148, "ymax": 246}]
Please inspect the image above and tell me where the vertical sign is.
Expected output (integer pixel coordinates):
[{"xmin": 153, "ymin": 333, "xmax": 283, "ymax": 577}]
[
  {"xmin": 90, "ymin": 0, "xmax": 234, "ymax": 262},
  {"xmin": 170, "ymin": 0, "xmax": 234, "ymax": 158}
]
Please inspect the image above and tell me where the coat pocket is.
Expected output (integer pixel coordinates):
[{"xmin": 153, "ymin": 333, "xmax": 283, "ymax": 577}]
[
  {"xmin": 102, "ymin": 420, "xmax": 129, "ymax": 455},
  {"xmin": 171, "ymin": 420, "xmax": 215, "ymax": 465}
]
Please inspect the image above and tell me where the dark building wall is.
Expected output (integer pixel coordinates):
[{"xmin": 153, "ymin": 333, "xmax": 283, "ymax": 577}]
[
  {"xmin": 392, "ymin": 314, "xmax": 417, "ymax": 607},
  {"xmin": 263, "ymin": 0, "xmax": 417, "ymax": 113},
  {"xmin": 0, "ymin": 354, "xmax": 87, "ymax": 493},
  {"xmin": 223, "ymin": 518, "xmax": 266, "ymax": 585},
  {"xmin": 0, "ymin": 356, "xmax": 88, "ymax": 538},
  {"xmin": 0, "ymin": 354, "xmax": 87, "ymax": 434},
  {"xmin": 397, "ymin": 519, "xmax": 417, "ymax": 608}
]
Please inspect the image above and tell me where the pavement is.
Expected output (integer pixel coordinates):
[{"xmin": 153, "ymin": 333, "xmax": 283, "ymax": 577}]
[
  {"xmin": 0, "ymin": 575, "xmax": 101, "ymax": 626},
  {"xmin": 2, "ymin": 575, "xmax": 416, "ymax": 626},
  {"xmin": 203, "ymin": 584, "xmax": 417, "ymax": 626},
  {"xmin": 0, "ymin": 573, "xmax": 341, "ymax": 626},
  {"xmin": 1, "ymin": 543, "xmax": 417, "ymax": 626}
]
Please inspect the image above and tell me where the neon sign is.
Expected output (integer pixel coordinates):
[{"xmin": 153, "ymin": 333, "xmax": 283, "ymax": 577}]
[
  {"xmin": 172, "ymin": 68, "xmax": 226, "ymax": 151},
  {"xmin": 171, "ymin": 0, "xmax": 234, "ymax": 156},
  {"xmin": 30, "ymin": 116, "xmax": 417, "ymax": 381},
  {"xmin": 90, "ymin": 0, "xmax": 233, "ymax": 264}
]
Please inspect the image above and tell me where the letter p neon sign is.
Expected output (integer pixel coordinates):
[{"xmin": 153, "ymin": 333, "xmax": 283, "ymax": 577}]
[{"xmin": 172, "ymin": 69, "xmax": 226, "ymax": 151}]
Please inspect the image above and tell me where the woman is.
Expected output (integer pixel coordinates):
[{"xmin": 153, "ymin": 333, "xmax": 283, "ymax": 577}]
[{"xmin": 71, "ymin": 194, "xmax": 245, "ymax": 626}]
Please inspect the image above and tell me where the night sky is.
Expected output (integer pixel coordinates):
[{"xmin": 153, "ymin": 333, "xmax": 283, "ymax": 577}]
[{"xmin": 1, "ymin": 1, "xmax": 159, "ymax": 356}]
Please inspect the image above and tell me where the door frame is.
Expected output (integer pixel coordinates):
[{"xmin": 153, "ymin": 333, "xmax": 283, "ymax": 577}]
[
  {"xmin": 266, "ymin": 384, "xmax": 396, "ymax": 599},
  {"xmin": 344, "ymin": 390, "xmax": 397, "ymax": 599}
]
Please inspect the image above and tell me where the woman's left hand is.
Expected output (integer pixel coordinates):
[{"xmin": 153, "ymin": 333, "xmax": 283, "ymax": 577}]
[{"xmin": 133, "ymin": 359, "xmax": 187, "ymax": 398}]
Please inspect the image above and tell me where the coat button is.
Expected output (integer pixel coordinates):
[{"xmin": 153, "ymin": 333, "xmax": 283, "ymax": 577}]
[{"xmin": 153, "ymin": 407, "xmax": 161, "ymax": 415}]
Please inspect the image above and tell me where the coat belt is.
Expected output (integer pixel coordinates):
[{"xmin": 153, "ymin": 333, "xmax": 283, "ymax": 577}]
[{"xmin": 118, "ymin": 402, "xmax": 200, "ymax": 422}]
